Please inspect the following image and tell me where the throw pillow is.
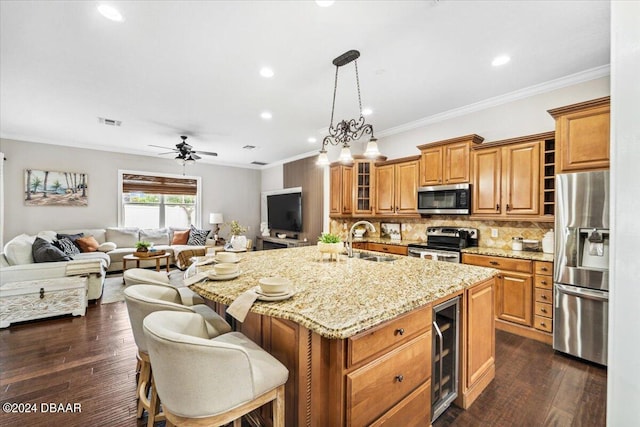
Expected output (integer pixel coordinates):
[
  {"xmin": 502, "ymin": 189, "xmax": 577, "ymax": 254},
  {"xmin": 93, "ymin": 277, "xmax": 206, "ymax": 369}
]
[
  {"xmin": 3, "ymin": 234, "xmax": 36, "ymax": 265},
  {"xmin": 105, "ymin": 227, "xmax": 140, "ymax": 248},
  {"xmin": 76, "ymin": 235, "xmax": 100, "ymax": 252},
  {"xmin": 56, "ymin": 232, "xmax": 84, "ymax": 244},
  {"xmin": 140, "ymin": 228, "xmax": 170, "ymax": 245},
  {"xmin": 187, "ymin": 225, "xmax": 210, "ymax": 246},
  {"xmin": 172, "ymin": 229, "xmax": 189, "ymax": 245},
  {"xmin": 97, "ymin": 242, "xmax": 117, "ymax": 252},
  {"xmin": 32, "ymin": 237, "xmax": 71, "ymax": 263},
  {"xmin": 54, "ymin": 237, "xmax": 81, "ymax": 256}
]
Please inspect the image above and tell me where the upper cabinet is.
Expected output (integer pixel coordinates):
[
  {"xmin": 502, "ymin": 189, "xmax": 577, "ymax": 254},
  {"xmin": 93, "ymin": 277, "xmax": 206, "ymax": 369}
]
[
  {"xmin": 548, "ymin": 96, "xmax": 610, "ymax": 173},
  {"xmin": 471, "ymin": 132, "xmax": 555, "ymax": 221},
  {"xmin": 375, "ymin": 156, "xmax": 420, "ymax": 216},
  {"xmin": 329, "ymin": 163, "xmax": 353, "ymax": 216},
  {"xmin": 417, "ymin": 135, "xmax": 484, "ymax": 186}
]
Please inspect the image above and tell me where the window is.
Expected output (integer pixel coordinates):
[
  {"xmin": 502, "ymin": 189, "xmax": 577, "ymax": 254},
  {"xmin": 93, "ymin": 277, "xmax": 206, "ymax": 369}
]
[{"xmin": 119, "ymin": 171, "xmax": 201, "ymax": 229}]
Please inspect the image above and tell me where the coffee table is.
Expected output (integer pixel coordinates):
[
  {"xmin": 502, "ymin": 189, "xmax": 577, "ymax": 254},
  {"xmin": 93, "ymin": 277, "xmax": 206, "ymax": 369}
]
[{"xmin": 123, "ymin": 253, "xmax": 171, "ymax": 273}]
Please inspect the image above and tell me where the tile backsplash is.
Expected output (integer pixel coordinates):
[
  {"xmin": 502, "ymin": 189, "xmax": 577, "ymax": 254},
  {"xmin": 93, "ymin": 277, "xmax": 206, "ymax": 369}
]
[{"xmin": 329, "ymin": 216, "xmax": 553, "ymax": 250}]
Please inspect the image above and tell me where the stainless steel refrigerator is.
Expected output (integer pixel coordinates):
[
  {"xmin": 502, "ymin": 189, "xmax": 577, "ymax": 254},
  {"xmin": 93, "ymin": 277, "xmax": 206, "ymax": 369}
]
[{"xmin": 554, "ymin": 170, "xmax": 609, "ymax": 366}]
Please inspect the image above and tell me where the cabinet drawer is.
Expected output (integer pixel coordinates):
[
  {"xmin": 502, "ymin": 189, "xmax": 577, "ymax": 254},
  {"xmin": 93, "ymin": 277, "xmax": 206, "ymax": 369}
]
[
  {"xmin": 348, "ymin": 305, "xmax": 431, "ymax": 367},
  {"xmin": 367, "ymin": 242, "xmax": 408, "ymax": 256},
  {"xmin": 535, "ymin": 288, "xmax": 553, "ymax": 303},
  {"xmin": 534, "ymin": 302, "xmax": 553, "ymax": 318},
  {"xmin": 462, "ymin": 254, "xmax": 532, "ymax": 273},
  {"xmin": 534, "ymin": 275, "xmax": 553, "ymax": 290},
  {"xmin": 370, "ymin": 379, "xmax": 430, "ymax": 427},
  {"xmin": 347, "ymin": 333, "xmax": 431, "ymax": 427},
  {"xmin": 534, "ymin": 315, "xmax": 552, "ymax": 332},
  {"xmin": 534, "ymin": 261, "xmax": 553, "ymax": 276},
  {"xmin": 352, "ymin": 242, "xmax": 367, "ymax": 250}
]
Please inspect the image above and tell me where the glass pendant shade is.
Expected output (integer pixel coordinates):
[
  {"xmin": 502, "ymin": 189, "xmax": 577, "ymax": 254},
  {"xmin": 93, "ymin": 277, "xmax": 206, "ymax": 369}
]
[
  {"xmin": 175, "ymin": 156, "xmax": 185, "ymax": 165},
  {"xmin": 364, "ymin": 138, "xmax": 380, "ymax": 157},
  {"xmin": 339, "ymin": 146, "xmax": 353, "ymax": 163},
  {"xmin": 316, "ymin": 151, "xmax": 330, "ymax": 166}
]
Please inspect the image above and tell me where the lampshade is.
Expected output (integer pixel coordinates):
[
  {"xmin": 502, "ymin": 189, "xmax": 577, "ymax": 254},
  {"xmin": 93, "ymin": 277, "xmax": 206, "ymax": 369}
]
[
  {"xmin": 364, "ymin": 138, "xmax": 381, "ymax": 157},
  {"xmin": 316, "ymin": 151, "xmax": 330, "ymax": 166},
  {"xmin": 209, "ymin": 213, "xmax": 224, "ymax": 224},
  {"xmin": 339, "ymin": 146, "xmax": 353, "ymax": 163}
]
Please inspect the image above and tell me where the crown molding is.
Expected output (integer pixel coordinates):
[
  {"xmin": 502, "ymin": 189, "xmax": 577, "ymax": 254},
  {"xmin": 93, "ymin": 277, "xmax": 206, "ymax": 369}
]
[{"xmin": 377, "ymin": 65, "xmax": 610, "ymax": 138}]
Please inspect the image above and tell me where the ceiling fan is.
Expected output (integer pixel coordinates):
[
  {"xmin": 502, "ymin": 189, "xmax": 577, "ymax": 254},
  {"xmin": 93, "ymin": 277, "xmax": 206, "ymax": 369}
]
[{"xmin": 149, "ymin": 135, "xmax": 218, "ymax": 164}]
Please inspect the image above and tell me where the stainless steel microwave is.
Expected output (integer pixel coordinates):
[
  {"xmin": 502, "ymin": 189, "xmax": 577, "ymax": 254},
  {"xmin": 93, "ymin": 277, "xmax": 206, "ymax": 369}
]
[{"xmin": 417, "ymin": 183, "xmax": 471, "ymax": 215}]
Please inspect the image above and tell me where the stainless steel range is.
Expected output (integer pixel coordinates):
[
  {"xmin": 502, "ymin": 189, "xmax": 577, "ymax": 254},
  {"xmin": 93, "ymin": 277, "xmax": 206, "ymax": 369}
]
[{"xmin": 408, "ymin": 226, "xmax": 478, "ymax": 263}]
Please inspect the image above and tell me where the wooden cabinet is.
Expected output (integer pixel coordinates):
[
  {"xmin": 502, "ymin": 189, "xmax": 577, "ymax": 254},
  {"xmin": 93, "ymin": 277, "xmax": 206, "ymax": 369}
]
[
  {"xmin": 457, "ymin": 277, "xmax": 496, "ymax": 409},
  {"xmin": 374, "ymin": 156, "xmax": 420, "ymax": 216},
  {"xmin": 366, "ymin": 242, "xmax": 408, "ymax": 256},
  {"xmin": 533, "ymin": 261, "xmax": 553, "ymax": 333},
  {"xmin": 417, "ymin": 134, "xmax": 483, "ymax": 186},
  {"xmin": 329, "ymin": 163, "xmax": 353, "ymax": 216},
  {"xmin": 548, "ymin": 96, "xmax": 610, "ymax": 173},
  {"xmin": 472, "ymin": 133, "xmax": 555, "ymax": 221},
  {"xmin": 462, "ymin": 253, "xmax": 553, "ymax": 344}
]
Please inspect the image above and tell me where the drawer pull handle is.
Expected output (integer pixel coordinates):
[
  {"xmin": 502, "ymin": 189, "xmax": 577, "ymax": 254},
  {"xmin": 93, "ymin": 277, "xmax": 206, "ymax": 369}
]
[
  {"xmin": 395, "ymin": 328, "xmax": 405, "ymax": 336},
  {"xmin": 541, "ymin": 267, "xmax": 548, "ymax": 271},
  {"xmin": 395, "ymin": 375, "xmax": 404, "ymax": 383},
  {"xmin": 540, "ymin": 322, "xmax": 546, "ymax": 327},
  {"xmin": 496, "ymin": 204, "xmax": 500, "ymax": 211},
  {"xmin": 541, "ymin": 295, "xmax": 548, "ymax": 300},
  {"xmin": 489, "ymin": 261, "xmax": 499, "ymax": 266},
  {"xmin": 40, "ymin": 288, "xmax": 45, "ymax": 299},
  {"xmin": 540, "ymin": 280, "xmax": 547, "ymax": 285},
  {"xmin": 541, "ymin": 308, "xmax": 547, "ymax": 313}
]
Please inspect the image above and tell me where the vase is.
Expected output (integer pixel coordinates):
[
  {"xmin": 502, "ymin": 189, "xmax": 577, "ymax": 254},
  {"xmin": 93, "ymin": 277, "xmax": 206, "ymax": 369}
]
[{"xmin": 230, "ymin": 235, "xmax": 247, "ymax": 251}]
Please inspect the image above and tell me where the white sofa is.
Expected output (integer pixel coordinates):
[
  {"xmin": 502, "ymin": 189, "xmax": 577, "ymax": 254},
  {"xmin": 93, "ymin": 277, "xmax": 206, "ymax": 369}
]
[{"xmin": 0, "ymin": 227, "xmax": 215, "ymax": 302}]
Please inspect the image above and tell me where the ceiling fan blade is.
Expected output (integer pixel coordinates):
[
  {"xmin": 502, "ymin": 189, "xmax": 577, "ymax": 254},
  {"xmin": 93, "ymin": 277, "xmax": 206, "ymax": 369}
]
[
  {"xmin": 156, "ymin": 151, "xmax": 176, "ymax": 155},
  {"xmin": 148, "ymin": 144, "xmax": 177, "ymax": 151},
  {"xmin": 193, "ymin": 150, "xmax": 218, "ymax": 157},
  {"xmin": 190, "ymin": 153, "xmax": 201, "ymax": 160}
]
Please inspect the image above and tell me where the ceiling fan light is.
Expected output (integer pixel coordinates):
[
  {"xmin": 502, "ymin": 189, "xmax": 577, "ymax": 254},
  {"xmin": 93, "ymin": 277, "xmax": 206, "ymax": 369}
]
[
  {"xmin": 339, "ymin": 145, "xmax": 353, "ymax": 163},
  {"xmin": 175, "ymin": 156, "xmax": 185, "ymax": 165},
  {"xmin": 364, "ymin": 138, "xmax": 380, "ymax": 157},
  {"xmin": 185, "ymin": 158, "xmax": 196, "ymax": 165},
  {"xmin": 316, "ymin": 150, "xmax": 330, "ymax": 166}
]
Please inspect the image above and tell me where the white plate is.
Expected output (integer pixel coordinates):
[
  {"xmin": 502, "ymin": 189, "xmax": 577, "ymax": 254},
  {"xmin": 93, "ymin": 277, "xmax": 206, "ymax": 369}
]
[
  {"xmin": 253, "ymin": 287, "xmax": 295, "ymax": 301},
  {"xmin": 255, "ymin": 288, "xmax": 290, "ymax": 297},
  {"xmin": 207, "ymin": 270, "xmax": 241, "ymax": 281},
  {"xmin": 214, "ymin": 255, "xmax": 241, "ymax": 263},
  {"xmin": 195, "ymin": 257, "xmax": 216, "ymax": 266}
]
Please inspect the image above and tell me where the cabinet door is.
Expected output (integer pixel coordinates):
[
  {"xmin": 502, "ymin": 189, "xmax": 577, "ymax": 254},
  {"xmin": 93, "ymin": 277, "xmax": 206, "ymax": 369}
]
[
  {"xmin": 444, "ymin": 141, "xmax": 470, "ymax": 184},
  {"xmin": 375, "ymin": 164, "xmax": 395, "ymax": 214},
  {"xmin": 419, "ymin": 146, "xmax": 443, "ymax": 186},
  {"xmin": 395, "ymin": 160, "xmax": 419, "ymax": 214},
  {"xmin": 503, "ymin": 141, "xmax": 540, "ymax": 216},
  {"xmin": 466, "ymin": 278, "xmax": 495, "ymax": 387},
  {"xmin": 342, "ymin": 166, "xmax": 353, "ymax": 214},
  {"xmin": 496, "ymin": 272, "xmax": 533, "ymax": 326},
  {"xmin": 472, "ymin": 147, "xmax": 502, "ymax": 215},
  {"xmin": 557, "ymin": 104, "xmax": 610, "ymax": 172},
  {"xmin": 354, "ymin": 160, "xmax": 374, "ymax": 215},
  {"xmin": 329, "ymin": 165, "xmax": 343, "ymax": 215}
]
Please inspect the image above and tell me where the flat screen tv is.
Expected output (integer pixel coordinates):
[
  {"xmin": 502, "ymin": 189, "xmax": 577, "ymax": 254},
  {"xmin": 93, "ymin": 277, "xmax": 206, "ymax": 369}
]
[{"xmin": 267, "ymin": 192, "xmax": 302, "ymax": 233}]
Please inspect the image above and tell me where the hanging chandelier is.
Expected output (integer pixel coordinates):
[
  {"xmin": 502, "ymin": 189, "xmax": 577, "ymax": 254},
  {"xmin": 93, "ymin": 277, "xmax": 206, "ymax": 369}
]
[{"xmin": 316, "ymin": 50, "xmax": 381, "ymax": 166}]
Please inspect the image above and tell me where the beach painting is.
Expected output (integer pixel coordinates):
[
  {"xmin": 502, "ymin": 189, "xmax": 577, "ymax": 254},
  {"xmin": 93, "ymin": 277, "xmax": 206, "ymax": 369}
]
[{"xmin": 24, "ymin": 169, "xmax": 88, "ymax": 206}]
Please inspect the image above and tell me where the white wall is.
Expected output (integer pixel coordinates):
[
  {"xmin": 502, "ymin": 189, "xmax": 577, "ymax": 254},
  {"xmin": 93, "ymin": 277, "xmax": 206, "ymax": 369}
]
[
  {"xmin": 378, "ymin": 77, "xmax": 610, "ymax": 156},
  {"xmin": 608, "ymin": 1, "xmax": 640, "ymax": 424},
  {"xmin": 0, "ymin": 138, "xmax": 261, "ymax": 242},
  {"xmin": 260, "ymin": 164, "xmax": 283, "ymax": 192}
]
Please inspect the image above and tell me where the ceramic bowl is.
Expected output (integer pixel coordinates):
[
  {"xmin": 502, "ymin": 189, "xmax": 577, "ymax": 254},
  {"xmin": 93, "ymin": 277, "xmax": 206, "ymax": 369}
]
[
  {"xmin": 353, "ymin": 229, "xmax": 366, "ymax": 238},
  {"xmin": 214, "ymin": 263, "xmax": 239, "ymax": 275},
  {"xmin": 277, "ymin": 233, "xmax": 287, "ymax": 239},
  {"xmin": 258, "ymin": 277, "xmax": 291, "ymax": 294},
  {"xmin": 216, "ymin": 252, "xmax": 239, "ymax": 263}
]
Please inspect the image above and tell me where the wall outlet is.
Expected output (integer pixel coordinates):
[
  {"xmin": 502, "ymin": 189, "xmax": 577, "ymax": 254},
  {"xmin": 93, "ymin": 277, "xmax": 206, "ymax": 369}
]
[{"xmin": 491, "ymin": 228, "xmax": 499, "ymax": 238}]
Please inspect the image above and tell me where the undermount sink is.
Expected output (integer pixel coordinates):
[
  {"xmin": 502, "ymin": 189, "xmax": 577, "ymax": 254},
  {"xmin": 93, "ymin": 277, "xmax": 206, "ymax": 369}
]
[{"xmin": 351, "ymin": 252, "xmax": 397, "ymax": 262}]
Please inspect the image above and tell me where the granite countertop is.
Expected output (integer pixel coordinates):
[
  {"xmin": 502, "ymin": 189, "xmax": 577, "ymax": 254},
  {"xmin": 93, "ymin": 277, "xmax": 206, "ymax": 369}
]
[
  {"xmin": 189, "ymin": 246, "xmax": 496, "ymax": 339},
  {"xmin": 462, "ymin": 247, "xmax": 554, "ymax": 262}
]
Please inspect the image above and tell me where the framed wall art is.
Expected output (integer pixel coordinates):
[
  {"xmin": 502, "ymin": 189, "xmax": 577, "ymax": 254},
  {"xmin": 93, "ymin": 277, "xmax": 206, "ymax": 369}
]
[
  {"xmin": 380, "ymin": 222, "xmax": 401, "ymax": 240},
  {"xmin": 24, "ymin": 169, "xmax": 88, "ymax": 206}
]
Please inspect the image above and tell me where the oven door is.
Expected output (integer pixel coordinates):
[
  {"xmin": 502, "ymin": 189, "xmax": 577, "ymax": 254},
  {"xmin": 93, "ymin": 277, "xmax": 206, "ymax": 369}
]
[{"xmin": 408, "ymin": 247, "xmax": 460, "ymax": 263}]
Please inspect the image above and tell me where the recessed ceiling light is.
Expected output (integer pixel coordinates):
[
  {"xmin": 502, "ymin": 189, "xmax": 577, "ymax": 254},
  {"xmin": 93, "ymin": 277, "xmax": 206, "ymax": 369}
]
[
  {"xmin": 362, "ymin": 108, "xmax": 373, "ymax": 116},
  {"xmin": 308, "ymin": 137, "xmax": 317, "ymax": 144},
  {"xmin": 97, "ymin": 4, "xmax": 124, "ymax": 22},
  {"xmin": 260, "ymin": 111, "xmax": 272, "ymax": 120},
  {"xmin": 491, "ymin": 55, "xmax": 511, "ymax": 67},
  {"xmin": 259, "ymin": 67, "xmax": 274, "ymax": 78},
  {"xmin": 315, "ymin": 1, "xmax": 335, "ymax": 7}
]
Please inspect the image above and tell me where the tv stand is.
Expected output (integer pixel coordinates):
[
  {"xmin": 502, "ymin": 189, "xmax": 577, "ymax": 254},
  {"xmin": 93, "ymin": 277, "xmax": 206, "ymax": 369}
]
[{"xmin": 256, "ymin": 236, "xmax": 311, "ymax": 251}]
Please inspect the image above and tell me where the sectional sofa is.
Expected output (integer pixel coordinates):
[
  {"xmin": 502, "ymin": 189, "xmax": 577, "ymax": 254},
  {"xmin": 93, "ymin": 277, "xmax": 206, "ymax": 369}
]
[{"xmin": 0, "ymin": 227, "xmax": 216, "ymax": 301}]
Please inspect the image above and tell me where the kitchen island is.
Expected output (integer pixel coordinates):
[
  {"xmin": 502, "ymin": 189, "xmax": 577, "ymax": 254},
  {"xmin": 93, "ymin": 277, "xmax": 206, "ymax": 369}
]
[{"xmin": 190, "ymin": 246, "xmax": 497, "ymax": 426}]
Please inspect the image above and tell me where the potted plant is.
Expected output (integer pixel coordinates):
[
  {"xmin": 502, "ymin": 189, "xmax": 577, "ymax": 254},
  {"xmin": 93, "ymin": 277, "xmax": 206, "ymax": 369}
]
[
  {"xmin": 228, "ymin": 220, "xmax": 248, "ymax": 250},
  {"xmin": 317, "ymin": 233, "xmax": 344, "ymax": 258},
  {"xmin": 135, "ymin": 240, "xmax": 151, "ymax": 256}
]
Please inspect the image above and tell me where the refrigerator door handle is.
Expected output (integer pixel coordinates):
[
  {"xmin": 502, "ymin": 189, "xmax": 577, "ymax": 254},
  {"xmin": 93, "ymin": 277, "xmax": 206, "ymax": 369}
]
[{"xmin": 555, "ymin": 283, "xmax": 609, "ymax": 302}]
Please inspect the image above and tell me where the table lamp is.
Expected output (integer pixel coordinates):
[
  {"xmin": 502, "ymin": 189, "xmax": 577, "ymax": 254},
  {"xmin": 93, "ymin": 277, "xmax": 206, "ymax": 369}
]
[{"xmin": 209, "ymin": 213, "xmax": 224, "ymax": 244}]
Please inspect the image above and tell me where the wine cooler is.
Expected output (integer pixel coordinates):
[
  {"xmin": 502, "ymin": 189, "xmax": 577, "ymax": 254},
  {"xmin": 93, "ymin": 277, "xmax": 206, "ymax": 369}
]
[{"xmin": 432, "ymin": 296, "xmax": 460, "ymax": 422}]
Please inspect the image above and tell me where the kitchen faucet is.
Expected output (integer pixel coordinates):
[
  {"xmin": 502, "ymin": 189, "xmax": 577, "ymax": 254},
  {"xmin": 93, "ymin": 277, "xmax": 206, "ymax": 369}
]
[{"xmin": 347, "ymin": 221, "xmax": 376, "ymax": 257}]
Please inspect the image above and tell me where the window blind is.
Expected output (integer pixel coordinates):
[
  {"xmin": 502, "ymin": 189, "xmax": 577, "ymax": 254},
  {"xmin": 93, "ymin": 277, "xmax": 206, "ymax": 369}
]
[{"xmin": 122, "ymin": 174, "xmax": 197, "ymax": 196}]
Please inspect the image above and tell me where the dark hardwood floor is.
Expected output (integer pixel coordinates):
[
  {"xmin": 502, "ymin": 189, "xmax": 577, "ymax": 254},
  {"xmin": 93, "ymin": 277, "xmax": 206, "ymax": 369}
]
[{"xmin": 1, "ymin": 301, "xmax": 607, "ymax": 426}]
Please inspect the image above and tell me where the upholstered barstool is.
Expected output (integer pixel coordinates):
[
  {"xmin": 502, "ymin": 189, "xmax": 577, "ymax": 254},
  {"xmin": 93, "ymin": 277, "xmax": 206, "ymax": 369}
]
[
  {"xmin": 123, "ymin": 285, "xmax": 231, "ymax": 427},
  {"xmin": 143, "ymin": 311, "xmax": 288, "ymax": 427},
  {"xmin": 123, "ymin": 268, "xmax": 205, "ymax": 305}
]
